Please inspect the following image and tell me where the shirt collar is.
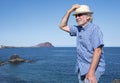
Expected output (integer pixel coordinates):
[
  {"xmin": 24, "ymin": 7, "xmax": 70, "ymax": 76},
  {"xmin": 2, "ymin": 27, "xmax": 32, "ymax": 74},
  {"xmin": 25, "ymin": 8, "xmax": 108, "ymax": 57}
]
[{"xmin": 82, "ymin": 22, "xmax": 92, "ymax": 31}]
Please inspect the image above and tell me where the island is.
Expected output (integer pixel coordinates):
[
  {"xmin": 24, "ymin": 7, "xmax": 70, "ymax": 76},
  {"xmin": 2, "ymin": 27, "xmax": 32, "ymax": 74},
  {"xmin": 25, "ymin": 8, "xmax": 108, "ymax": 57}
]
[{"xmin": 34, "ymin": 42, "xmax": 54, "ymax": 47}]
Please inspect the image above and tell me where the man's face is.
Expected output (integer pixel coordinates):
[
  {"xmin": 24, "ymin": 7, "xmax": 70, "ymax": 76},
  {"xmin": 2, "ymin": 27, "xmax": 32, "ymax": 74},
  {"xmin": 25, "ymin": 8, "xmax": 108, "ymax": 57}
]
[{"xmin": 75, "ymin": 13, "xmax": 90, "ymax": 26}]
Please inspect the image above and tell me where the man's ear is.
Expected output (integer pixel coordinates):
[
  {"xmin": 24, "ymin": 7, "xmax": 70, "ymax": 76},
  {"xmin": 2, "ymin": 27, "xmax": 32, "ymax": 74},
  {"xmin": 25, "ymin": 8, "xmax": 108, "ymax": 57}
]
[{"xmin": 86, "ymin": 16, "xmax": 90, "ymax": 20}]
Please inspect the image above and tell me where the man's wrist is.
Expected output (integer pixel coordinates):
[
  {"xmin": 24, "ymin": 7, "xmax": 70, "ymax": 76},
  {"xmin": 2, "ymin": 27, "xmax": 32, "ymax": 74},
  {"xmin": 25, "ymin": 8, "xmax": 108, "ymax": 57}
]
[{"xmin": 67, "ymin": 9, "xmax": 73, "ymax": 14}]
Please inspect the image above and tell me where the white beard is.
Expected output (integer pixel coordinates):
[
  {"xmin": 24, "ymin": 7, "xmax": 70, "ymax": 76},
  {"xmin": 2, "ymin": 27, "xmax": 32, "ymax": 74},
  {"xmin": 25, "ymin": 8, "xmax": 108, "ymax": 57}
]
[{"xmin": 77, "ymin": 18, "xmax": 88, "ymax": 26}]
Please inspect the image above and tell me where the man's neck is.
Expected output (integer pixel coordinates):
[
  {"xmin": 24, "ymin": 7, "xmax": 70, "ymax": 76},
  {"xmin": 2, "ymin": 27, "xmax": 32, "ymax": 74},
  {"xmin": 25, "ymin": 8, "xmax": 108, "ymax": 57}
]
[{"xmin": 82, "ymin": 21, "xmax": 91, "ymax": 28}]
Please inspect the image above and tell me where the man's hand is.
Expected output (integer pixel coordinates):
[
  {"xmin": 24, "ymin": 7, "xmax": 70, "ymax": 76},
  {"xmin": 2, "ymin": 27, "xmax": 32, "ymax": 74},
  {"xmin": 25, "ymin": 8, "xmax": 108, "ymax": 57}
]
[
  {"xmin": 68, "ymin": 4, "xmax": 80, "ymax": 13},
  {"xmin": 85, "ymin": 72, "xmax": 97, "ymax": 83}
]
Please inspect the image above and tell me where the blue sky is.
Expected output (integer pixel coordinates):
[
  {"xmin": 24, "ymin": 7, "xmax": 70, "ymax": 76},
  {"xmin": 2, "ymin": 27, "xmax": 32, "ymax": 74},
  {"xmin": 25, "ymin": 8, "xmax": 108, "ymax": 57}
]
[{"xmin": 0, "ymin": 0, "xmax": 120, "ymax": 47}]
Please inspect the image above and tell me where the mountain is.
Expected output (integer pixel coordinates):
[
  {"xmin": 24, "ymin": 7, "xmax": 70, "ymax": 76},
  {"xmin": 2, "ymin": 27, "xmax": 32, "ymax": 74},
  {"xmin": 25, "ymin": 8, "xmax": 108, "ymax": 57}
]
[{"xmin": 34, "ymin": 42, "xmax": 54, "ymax": 47}]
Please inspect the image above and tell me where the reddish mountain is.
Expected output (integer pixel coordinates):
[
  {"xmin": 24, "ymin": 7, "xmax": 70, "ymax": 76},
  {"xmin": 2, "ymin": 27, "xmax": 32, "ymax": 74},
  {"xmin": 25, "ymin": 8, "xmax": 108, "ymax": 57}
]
[{"xmin": 35, "ymin": 42, "xmax": 54, "ymax": 47}]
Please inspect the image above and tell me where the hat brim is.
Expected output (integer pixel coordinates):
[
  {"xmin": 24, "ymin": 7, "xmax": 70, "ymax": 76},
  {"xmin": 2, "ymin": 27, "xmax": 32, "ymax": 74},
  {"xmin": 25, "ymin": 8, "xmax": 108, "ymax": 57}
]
[{"xmin": 73, "ymin": 12, "xmax": 93, "ymax": 16}]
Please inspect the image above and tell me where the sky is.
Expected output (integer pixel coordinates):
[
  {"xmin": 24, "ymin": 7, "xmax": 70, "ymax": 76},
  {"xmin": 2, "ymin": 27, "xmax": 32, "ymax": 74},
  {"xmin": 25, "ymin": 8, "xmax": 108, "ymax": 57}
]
[{"xmin": 0, "ymin": 0, "xmax": 120, "ymax": 47}]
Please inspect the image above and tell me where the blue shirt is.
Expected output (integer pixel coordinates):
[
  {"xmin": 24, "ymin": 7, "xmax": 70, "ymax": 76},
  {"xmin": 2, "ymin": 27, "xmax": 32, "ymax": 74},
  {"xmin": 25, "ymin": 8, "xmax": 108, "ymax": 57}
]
[{"xmin": 69, "ymin": 22, "xmax": 105, "ymax": 75}]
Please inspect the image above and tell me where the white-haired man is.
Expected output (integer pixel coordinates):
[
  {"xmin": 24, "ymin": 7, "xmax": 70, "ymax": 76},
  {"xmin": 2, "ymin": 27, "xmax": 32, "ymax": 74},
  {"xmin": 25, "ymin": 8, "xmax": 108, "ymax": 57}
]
[{"xmin": 59, "ymin": 4, "xmax": 105, "ymax": 83}]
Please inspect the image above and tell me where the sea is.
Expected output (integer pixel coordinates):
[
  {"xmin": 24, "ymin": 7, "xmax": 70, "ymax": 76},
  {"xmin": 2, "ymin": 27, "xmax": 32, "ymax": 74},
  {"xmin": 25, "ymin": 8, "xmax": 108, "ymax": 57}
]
[{"xmin": 0, "ymin": 47, "xmax": 120, "ymax": 83}]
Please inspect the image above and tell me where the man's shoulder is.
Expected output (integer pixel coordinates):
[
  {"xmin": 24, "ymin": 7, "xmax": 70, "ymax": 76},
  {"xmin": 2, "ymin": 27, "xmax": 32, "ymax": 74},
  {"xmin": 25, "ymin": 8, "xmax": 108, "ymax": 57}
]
[{"xmin": 88, "ymin": 23, "xmax": 101, "ymax": 32}]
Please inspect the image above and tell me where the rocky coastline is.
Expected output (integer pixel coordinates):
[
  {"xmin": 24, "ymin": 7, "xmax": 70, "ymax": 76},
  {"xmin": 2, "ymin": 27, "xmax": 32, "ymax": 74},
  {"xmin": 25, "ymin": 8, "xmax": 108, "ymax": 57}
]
[{"xmin": 112, "ymin": 79, "xmax": 120, "ymax": 83}]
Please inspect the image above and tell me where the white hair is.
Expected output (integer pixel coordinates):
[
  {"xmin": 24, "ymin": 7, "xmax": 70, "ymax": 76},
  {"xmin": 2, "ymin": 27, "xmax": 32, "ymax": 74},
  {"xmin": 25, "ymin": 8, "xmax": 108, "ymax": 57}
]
[{"xmin": 87, "ymin": 13, "xmax": 93, "ymax": 22}]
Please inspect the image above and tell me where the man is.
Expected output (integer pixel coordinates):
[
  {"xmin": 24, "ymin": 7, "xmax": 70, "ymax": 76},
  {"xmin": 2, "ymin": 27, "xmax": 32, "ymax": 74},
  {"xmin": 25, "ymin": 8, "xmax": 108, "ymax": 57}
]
[{"xmin": 59, "ymin": 4, "xmax": 105, "ymax": 83}]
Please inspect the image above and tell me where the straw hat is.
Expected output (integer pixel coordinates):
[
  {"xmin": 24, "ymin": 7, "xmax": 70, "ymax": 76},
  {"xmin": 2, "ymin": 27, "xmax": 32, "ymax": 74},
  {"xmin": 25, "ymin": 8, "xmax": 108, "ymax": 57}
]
[{"xmin": 73, "ymin": 5, "xmax": 93, "ymax": 15}]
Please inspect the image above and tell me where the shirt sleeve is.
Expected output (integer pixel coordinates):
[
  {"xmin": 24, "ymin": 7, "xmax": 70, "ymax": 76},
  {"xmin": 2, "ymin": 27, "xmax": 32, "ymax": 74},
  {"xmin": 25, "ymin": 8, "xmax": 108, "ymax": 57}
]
[
  {"xmin": 91, "ymin": 26, "xmax": 104, "ymax": 49},
  {"xmin": 69, "ymin": 25, "xmax": 77, "ymax": 36}
]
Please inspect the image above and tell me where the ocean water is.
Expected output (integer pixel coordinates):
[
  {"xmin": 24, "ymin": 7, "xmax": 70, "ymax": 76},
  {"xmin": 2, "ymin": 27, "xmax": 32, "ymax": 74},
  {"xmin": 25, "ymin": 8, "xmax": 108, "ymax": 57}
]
[{"xmin": 0, "ymin": 47, "xmax": 120, "ymax": 83}]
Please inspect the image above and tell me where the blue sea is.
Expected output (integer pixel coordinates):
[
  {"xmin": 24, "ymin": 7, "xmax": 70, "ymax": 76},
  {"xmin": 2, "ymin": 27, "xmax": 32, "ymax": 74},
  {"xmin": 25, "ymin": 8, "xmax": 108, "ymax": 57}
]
[{"xmin": 0, "ymin": 47, "xmax": 120, "ymax": 83}]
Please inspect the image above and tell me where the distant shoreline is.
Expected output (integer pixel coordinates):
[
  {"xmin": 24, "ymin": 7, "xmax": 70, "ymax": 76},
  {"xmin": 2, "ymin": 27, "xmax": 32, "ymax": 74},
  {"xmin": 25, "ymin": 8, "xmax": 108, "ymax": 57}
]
[{"xmin": 0, "ymin": 42, "xmax": 54, "ymax": 48}]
